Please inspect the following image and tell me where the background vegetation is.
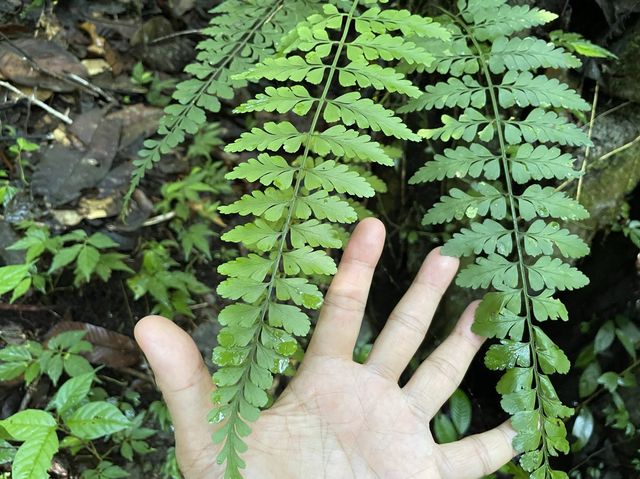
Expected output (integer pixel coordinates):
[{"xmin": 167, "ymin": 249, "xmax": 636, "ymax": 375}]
[{"xmin": 0, "ymin": 0, "xmax": 638, "ymax": 478}]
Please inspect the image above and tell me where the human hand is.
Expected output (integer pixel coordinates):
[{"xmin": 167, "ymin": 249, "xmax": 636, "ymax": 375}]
[{"xmin": 134, "ymin": 218, "xmax": 516, "ymax": 479}]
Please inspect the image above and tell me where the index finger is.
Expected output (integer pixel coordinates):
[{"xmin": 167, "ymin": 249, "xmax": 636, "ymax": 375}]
[{"xmin": 306, "ymin": 218, "xmax": 385, "ymax": 359}]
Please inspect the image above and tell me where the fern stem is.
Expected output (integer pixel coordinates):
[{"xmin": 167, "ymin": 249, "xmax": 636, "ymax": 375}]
[
  {"xmin": 123, "ymin": 0, "xmax": 285, "ymax": 210},
  {"xmin": 462, "ymin": 21, "xmax": 552, "ymax": 468}
]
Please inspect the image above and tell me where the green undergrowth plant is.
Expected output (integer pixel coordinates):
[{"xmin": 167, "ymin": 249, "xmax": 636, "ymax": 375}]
[
  {"xmin": 126, "ymin": 240, "xmax": 209, "ymax": 319},
  {"xmin": 155, "ymin": 159, "xmax": 231, "ymax": 261},
  {"xmin": 0, "ymin": 225, "xmax": 132, "ymax": 303},
  {"xmin": 211, "ymin": 1, "xmax": 449, "ymax": 475},
  {"xmin": 0, "ymin": 331, "xmax": 157, "ymax": 479},
  {"xmin": 124, "ymin": 0, "xmax": 320, "ymax": 208},
  {"xmin": 572, "ymin": 314, "xmax": 640, "ymax": 452},
  {"xmin": 403, "ymin": 0, "xmax": 593, "ymax": 477}
]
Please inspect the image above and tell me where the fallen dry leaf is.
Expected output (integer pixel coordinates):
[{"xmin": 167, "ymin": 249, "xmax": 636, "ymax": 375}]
[{"xmin": 45, "ymin": 321, "xmax": 141, "ymax": 369}]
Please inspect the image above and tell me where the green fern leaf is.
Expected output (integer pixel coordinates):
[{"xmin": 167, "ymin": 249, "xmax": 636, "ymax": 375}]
[
  {"xmin": 409, "ymin": 1, "xmax": 591, "ymax": 476},
  {"xmin": 324, "ymin": 93, "xmax": 420, "ymax": 140},
  {"xmin": 409, "ymin": 144, "xmax": 501, "ymax": 182},
  {"xmin": 441, "ymin": 219, "xmax": 512, "ymax": 257},
  {"xmin": 212, "ymin": 2, "xmax": 445, "ymax": 476},
  {"xmin": 518, "ymin": 185, "xmax": 590, "ymax": 221},
  {"xmin": 504, "ymin": 108, "xmax": 592, "ymax": 146},
  {"xmin": 489, "ymin": 37, "xmax": 581, "ymax": 74},
  {"xmin": 526, "ymin": 256, "xmax": 589, "ymax": 292},
  {"xmin": 423, "ymin": 183, "xmax": 506, "ymax": 224},
  {"xmin": 226, "ymin": 154, "xmax": 296, "ymax": 189},
  {"xmin": 498, "ymin": 72, "xmax": 591, "ymax": 111},
  {"xmin": 523, "ymin": 220, "xmax": 590, "ymax": 258},
  {"xmin": 304, "ymin": 160, "xmax": 375, "ymax": 197},
  {"xmin": 510, "ymin": 144, "xmax": 577, "ymax": 184},
  {"xmin": 456, "ymin": 254, "xmax": 519, "ymax": 290},
  {"xmin": 125, "ymin": 0, "xmax": 319, "ymax": 209},
  {"xmin": 403, "ymin": 75, "xmax": 486, "ymax": 111}
]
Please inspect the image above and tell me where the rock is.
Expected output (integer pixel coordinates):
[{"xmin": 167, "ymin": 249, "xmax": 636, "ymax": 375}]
[{"xmin": 574, "ymin": 106, "xmax": 640, "ymax": 243}]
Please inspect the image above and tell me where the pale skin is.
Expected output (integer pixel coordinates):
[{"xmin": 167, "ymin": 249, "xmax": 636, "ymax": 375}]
[{"xmin": 134, "ymin": 218, "xmax": 517, "ymax": 479}]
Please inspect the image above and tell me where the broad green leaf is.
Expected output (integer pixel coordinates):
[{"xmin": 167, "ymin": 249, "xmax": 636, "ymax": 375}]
[
  {"xmin": 48, "ymin": 372, "xmax": 94, "ymax": 414},
  {"xmin": 1, "ymin": 409, "xmax": 56, "ymax": 440},
  {"xmin": 467, "ymin": 3, "xmax": 557, "ymax": 41},
  {"xmin": 309, "ymin": 125, "xmax": 394, "ymax": 166},
  {"xmin": 11, "ymin": 427, "xmax": 58, "ymax": 479},
  {"xmin": 218, "ymin": 254, "xmax": 274, "ymax": 282},
  {"xmin": 0, "ymin": 264, "xmax": 31, "ymax": 296},
  {"xmin": 510, "ymin": 144, "xmax": 577, "ymax": 184},
  {"xmin": 226, "ymin": 121, "xmax": 304, "ymax": 154},
  {"xmin": 531, "ymin": 290, "xmax": 569, "ymax": 321},
  {"xmin": 66, "ymin": 402, "xmax": 131, "ymax": 440},
  {"xmin": 220, "ymin": 188, "xmax": 292, "ymax": 222},
  {"xmin": 485, "ymin": 340, "xmax": 531, "ymax": 370},
  {"xmin": 473, "ymin": 292, "xmax": 525, "ymax": 340},
  {"xmin": 217, "ymin": 277, "xmax": 268, "ymax": 303},
  {"xmin": 449, "ymin": 389, "xmax": 472, "ymax": 435},
  {"xmin": 48, "ymin": 244, "xmax": 83, "ymax": 274},
  {"xmin": 76, "ymin": 246, "xmax": 100, "ymax": 283},
  {"xmin": 86, "ymin": 233, "xmax": 119, "ymax": 249},
  {"xmin": 433, "ymin": 413, "xmax": 458, "ymax": 444},
  {"xmin": 235, "ymin": 85, "xmax": 315, "ymax": 115},
  {"xmin": 268, "ymin": 303, "xmax": 310, "ymax": 335},
  {"xmin": 512, "ymin": 410, "xmax": 542, "ymax": 452},
  {"xmin": 298, "ymin": 190, "xmax": 357, "ymax": 223},
  {"xmin": 337, "ymin": 61, "xmax": 421, "ymax": 97},
  {"xmin": 405, "ymin": 75, "xmax": 486, "ymax": 111}
]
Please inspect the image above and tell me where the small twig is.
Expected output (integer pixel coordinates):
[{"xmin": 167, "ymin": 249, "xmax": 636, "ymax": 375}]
[
  {"xmin": 18, "ymin": 376, "xmax": 40, "ymax": 411},
  {"xmin": 142, "ymin": 211, "xmax": 176, "ymax": 227},
  {"xmin": 65, "ymin": 73, "xmax": 116, "ymax": 103},
  {"xmin": 149, "ymin": 28, "xmax": 204, "ymax": 44},
  {"xmin": 576, "ymin": 83, "xmax": 599, "ymax": 202},
  {"xmin": 0, "ymin": 80, "xmax": 73, "ymax": 124},
  {"xmin": 0, "ymin": 303, "xmax": 51, "ymax": 312},
  {"xmin": 556, "ymin": 132, "xmax": 640, "ymax": 192},
  {"xmin": 119, "ymin": 366, "xmax": 155, "ymax": 384}
]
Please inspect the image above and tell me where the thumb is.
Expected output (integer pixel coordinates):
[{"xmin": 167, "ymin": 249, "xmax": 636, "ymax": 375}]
[{"xmin": 134, "ymin": 316, "xmax": 216, "ymax": 457}]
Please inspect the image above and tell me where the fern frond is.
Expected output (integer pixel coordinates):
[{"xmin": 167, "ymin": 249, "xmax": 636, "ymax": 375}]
[
  {"xmin": 124, "ymin": 0, "xmax": 319, "ymax": 209},
  {"xmin": 212, "ymin": 2, "xmax": 449, "ymax": 476},
  {"xmin": 410, "ymin": 0, "xmax": 591, "ymax": 477}
]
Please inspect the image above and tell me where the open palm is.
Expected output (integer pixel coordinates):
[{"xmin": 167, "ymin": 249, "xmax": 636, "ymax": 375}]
[{"xmin": 135, "ymin": 218, "xmax": 515, "ymax": 479}]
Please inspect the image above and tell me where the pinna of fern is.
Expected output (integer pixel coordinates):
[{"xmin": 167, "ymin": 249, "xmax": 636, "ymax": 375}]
[
  {"xmin": 404, "ymin": 0, "xmax": 592, "ymax": 478},
  {"xmin": 210, "ymin": 1, "xmax": 450, "ymax": 476},
  {"xmin": 124, "ymin": 0, "xmax": 319, "ymax": 208}
]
